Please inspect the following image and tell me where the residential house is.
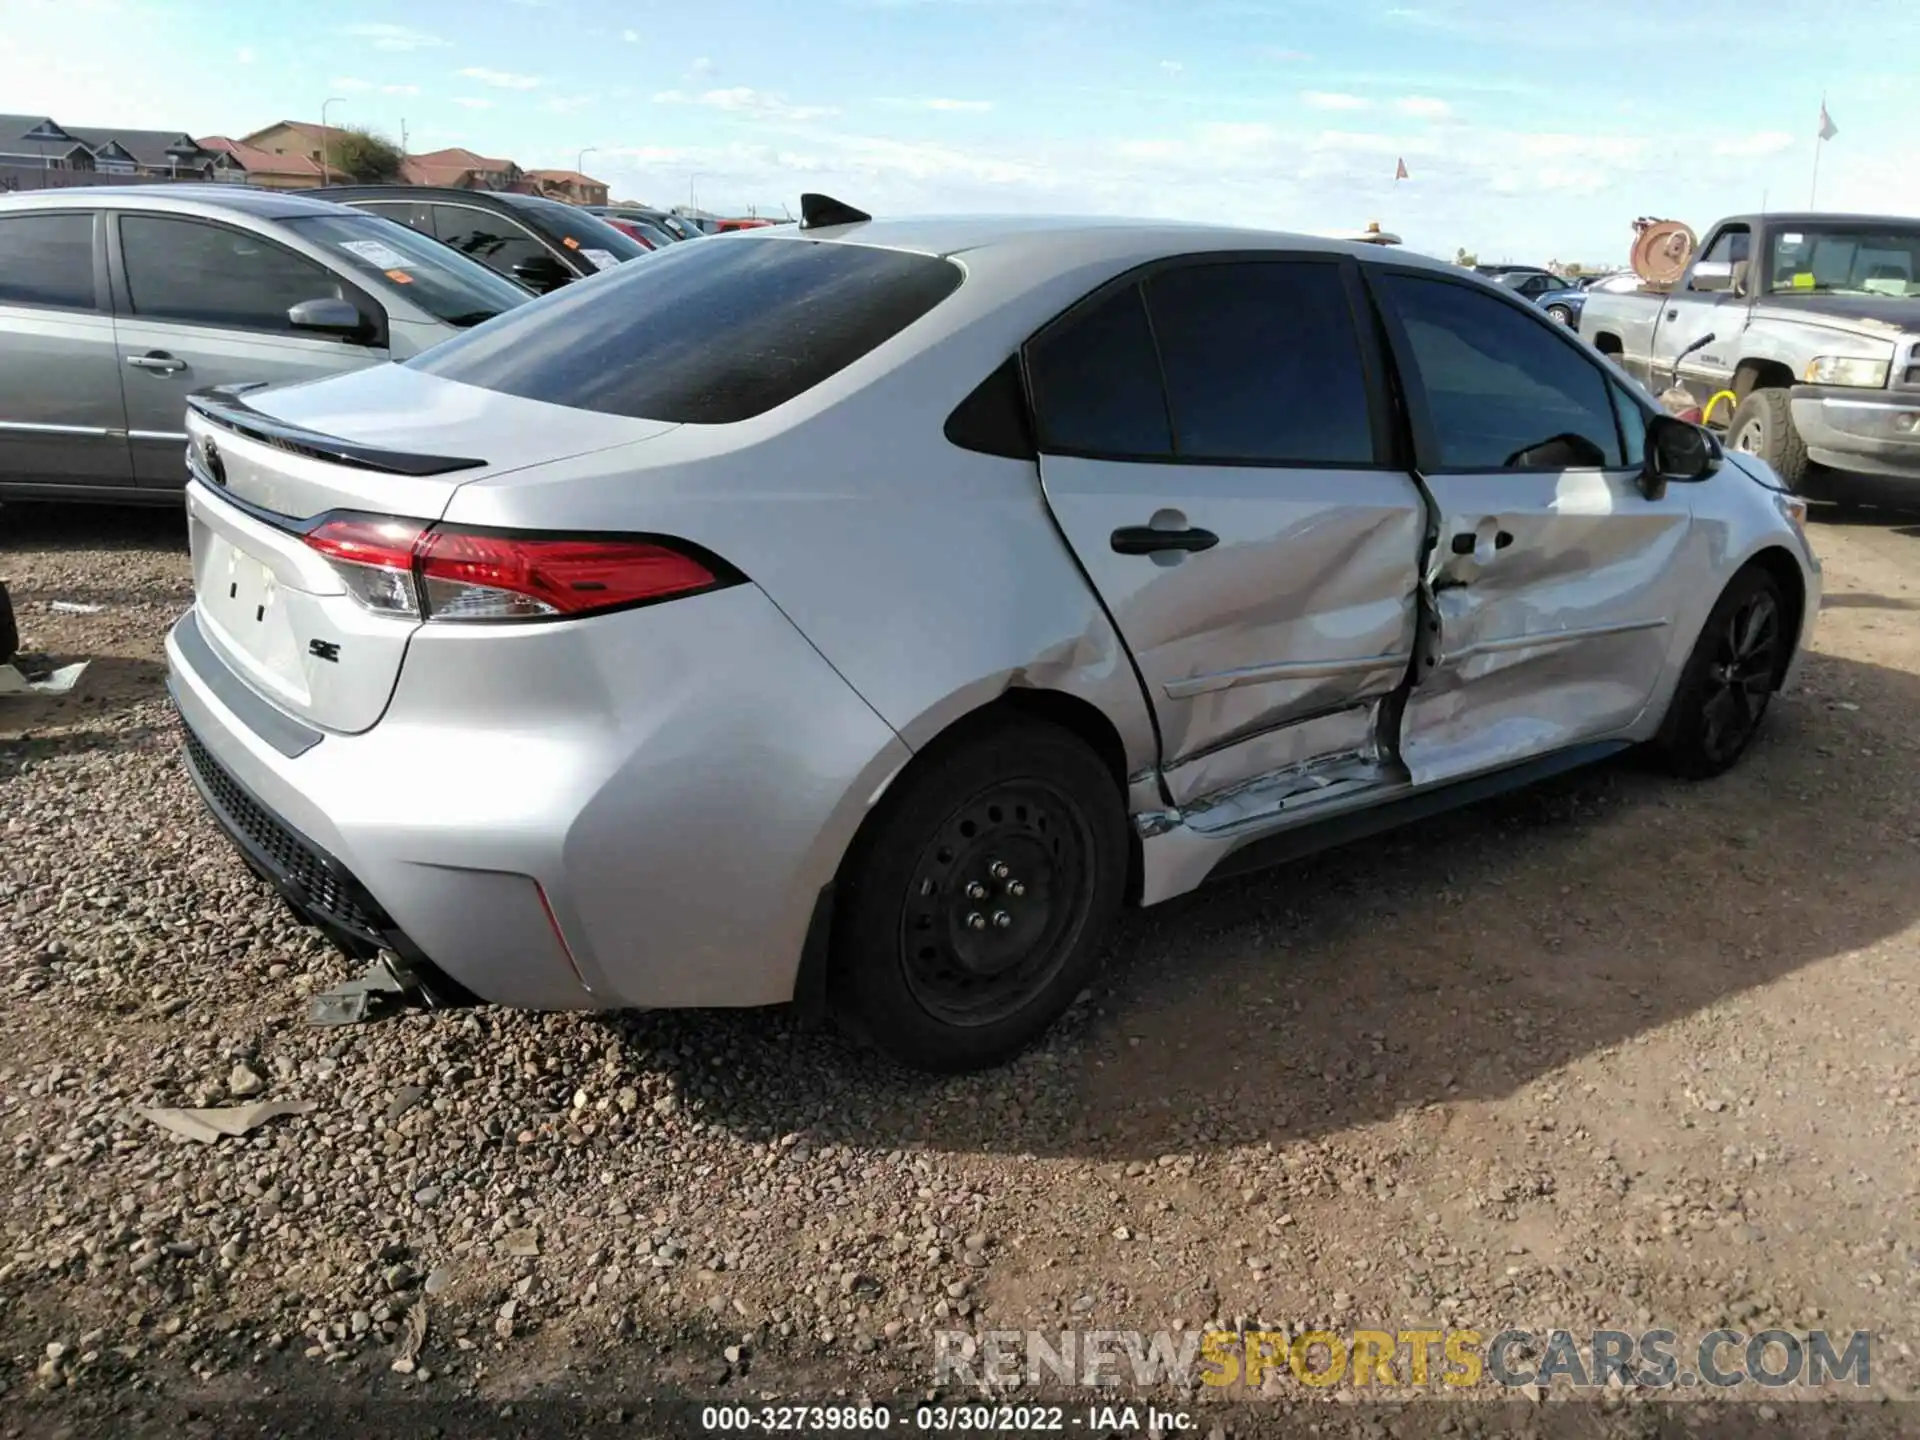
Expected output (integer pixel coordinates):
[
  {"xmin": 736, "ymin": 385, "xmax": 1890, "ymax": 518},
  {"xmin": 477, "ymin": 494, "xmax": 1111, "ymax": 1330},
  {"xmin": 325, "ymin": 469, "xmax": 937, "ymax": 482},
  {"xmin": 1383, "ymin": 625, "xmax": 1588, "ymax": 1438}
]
[
  {"xmin": 525, "ymin": 169, "xmax": 609, "ymax": 206},
  {"xmin": 233, "ymin": 121, "xmax": 348, "ymax": 188},
  {"xmin": 401, "ymin": 147, "xmax": 526, "ymax": 191},
  {"xmin": 197, "ymin": 135, "xmax": 331, "ymax": 190},
  {"xmin": 0, "ymin": 114, "xmax": 224, "ymax": 190}
]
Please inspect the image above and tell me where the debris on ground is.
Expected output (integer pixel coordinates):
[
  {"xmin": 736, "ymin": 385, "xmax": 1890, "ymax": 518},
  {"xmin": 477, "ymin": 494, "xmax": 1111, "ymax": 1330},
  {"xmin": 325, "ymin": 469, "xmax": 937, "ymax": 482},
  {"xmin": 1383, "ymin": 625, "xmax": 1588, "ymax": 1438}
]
[{"xmin": 137, "ymin": 1099, "xmax": 318, "ymax": 1144}]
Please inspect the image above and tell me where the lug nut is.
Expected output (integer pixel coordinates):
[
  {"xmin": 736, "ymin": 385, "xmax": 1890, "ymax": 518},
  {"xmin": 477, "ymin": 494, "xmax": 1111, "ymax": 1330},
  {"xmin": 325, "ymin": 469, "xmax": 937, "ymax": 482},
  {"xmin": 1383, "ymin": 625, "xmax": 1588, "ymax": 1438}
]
[
  {"xmin": 1006, "ymin": 880, "xmax": 1026, "ymax": 898},
  {"xmin": 988, "ymin": 860, "xmax": 1010, "ymax": 880},
  {"xmin": 992, "ymin": 910, "xmax": 1013, "ymax": 929},
  {"xmin": 966, "ymin": 912, "xmax": 988, "ymax": 931},
  {"xmin": 965, "ymin": 881, "xmax": 988, "ymax": 900}
]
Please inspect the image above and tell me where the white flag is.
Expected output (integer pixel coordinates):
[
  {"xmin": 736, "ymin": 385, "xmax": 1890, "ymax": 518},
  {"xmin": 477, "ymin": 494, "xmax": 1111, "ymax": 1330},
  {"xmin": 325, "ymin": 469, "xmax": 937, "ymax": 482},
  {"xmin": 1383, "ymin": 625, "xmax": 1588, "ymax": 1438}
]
[{"xmin": 1818, "ymin": 101, "xmax": 1837, "ymax": 141}]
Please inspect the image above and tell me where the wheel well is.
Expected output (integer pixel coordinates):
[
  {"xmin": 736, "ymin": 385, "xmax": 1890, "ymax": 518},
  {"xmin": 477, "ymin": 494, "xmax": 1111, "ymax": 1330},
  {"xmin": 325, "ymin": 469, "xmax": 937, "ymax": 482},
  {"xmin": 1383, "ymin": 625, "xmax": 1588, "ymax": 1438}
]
[
  {"xmin": 1593, "ymin": 332, "xmax": 1623, "ymax": 357},
  {"xmin": 1732, "ymin": 358, "xmax": 1794, "ymax": 401},
  {"xmin": 859, "ymin": 687, "xmax": 1139, "ymax": 901},
  {"xmin": 1739, "ymin": 547, "xmax": 1808, "ymax": 687}
]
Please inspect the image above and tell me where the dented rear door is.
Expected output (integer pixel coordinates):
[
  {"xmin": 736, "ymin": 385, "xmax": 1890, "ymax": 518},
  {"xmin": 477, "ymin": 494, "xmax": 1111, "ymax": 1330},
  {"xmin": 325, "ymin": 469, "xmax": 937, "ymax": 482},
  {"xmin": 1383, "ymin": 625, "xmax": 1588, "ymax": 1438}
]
[{"xmin": 1028, "ymin": 254, "xmax": 1427, "ymax": 811}]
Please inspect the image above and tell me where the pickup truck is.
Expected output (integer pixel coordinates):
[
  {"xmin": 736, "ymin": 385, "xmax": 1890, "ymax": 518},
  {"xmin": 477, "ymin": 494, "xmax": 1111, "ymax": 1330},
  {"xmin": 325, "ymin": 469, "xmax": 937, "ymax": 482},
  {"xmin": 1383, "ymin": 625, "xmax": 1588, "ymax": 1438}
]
[{"xmin": 1579, "ymin": 211, "xmax": 1920, "ymax": 492}]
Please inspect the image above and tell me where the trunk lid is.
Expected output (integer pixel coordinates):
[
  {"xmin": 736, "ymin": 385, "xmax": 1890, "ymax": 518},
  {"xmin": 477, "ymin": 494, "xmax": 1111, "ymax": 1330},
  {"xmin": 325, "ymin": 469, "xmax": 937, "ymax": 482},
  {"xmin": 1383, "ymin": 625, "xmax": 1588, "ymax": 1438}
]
[{"xmin": 181, "ymin": 365, "xmax": 677, "ymax": 735}]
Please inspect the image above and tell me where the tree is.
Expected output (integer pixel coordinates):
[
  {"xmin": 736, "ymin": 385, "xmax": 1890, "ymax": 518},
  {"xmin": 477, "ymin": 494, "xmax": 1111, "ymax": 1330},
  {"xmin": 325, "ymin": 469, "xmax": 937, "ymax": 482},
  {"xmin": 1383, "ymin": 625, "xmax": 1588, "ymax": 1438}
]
[
  {"xmin": 1454, "ymin": 247, "xmax": 1478, "ymax": 268},
  {"xmin": 327, "ymin": 125, "xmax": 405, "ymax": 184}
]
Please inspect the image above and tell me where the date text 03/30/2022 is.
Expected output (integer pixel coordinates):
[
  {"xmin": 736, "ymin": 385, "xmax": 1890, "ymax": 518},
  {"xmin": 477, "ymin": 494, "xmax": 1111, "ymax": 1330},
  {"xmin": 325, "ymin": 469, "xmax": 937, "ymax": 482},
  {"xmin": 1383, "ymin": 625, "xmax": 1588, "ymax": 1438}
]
[{"xmin": 699, "ymin": 1403, "xmax": 1193, "ymax": 1433}]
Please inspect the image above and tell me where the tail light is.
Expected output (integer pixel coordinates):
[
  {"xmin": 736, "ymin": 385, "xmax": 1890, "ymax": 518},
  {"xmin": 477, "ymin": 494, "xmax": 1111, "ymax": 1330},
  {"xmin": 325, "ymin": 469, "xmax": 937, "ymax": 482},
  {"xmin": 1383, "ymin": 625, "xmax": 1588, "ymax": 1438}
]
[{"xmin": 303, "ymin": 517, "xmax": 734, "ymax": 622}]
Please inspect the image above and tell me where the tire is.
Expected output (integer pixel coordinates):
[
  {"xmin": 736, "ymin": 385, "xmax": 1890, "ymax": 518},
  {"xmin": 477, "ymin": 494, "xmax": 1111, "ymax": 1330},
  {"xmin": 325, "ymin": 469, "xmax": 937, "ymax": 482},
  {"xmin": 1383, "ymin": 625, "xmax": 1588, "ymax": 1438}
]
[
  {"xmin": 1653, "ymin": 566, "xmax": 1789, "ymax": 780},
  {"xmin": 1546, "ymin": 304, "xmax": 1573, "ymax": 326},
  {"xmin": 829, "ymin": 717, "xmax": 1128, "ymax": 1073},
  {"xmin": 1727, "ymin": 387, "xmax": 1811, "ymax": 490}
]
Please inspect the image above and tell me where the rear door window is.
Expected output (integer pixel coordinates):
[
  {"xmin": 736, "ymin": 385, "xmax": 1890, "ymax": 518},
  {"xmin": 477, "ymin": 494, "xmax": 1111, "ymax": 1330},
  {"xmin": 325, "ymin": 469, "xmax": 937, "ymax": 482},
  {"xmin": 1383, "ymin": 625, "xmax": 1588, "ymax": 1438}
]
[
  {"xmin": 1026, "ymin": 285, "xmax": 1172, "ymax": 458},
  {"xmin": 0, "ymin": 212, "xmax": 97, "ymax": 310},
  {"xmin": 119, "ymin": 215, "xmax": 344, "ymax": 333},
  {"xmin": 427, "ymin": 205, "xmax": 553, "ymax": 277},
  {"xmin": 409, "ymin": 235, "xmax": 964, "ymax": 424},
  {"xmin": 1144, "ymin": 259, "xmax": 1375, "ymax": 465}
]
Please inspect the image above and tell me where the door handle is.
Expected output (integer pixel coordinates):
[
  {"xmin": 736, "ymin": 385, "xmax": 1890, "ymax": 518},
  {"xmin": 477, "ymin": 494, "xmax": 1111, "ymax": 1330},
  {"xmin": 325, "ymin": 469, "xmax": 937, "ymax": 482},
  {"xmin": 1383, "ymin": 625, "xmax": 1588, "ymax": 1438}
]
[
  {"xmin": 127, "ymin": 351, "xmax": 186, "ymax": 375},
  {"xmin": 1451, "ymin": 530, "xmax": 1514, "ymax": 555},
  {"xmin": 1110, "ymin": 525, "xmax": 1219, "ymax": 556}
]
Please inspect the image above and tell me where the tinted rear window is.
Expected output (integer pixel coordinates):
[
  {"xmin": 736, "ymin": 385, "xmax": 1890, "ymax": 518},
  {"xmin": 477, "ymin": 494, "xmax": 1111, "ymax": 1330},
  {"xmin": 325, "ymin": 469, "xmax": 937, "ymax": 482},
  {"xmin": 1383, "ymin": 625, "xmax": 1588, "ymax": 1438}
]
[
  {"xmin": 506, "ymin": 195, "xmax": 650, "ymax": 264},
  {"xmin": 0, "ymin": 212, "xmax": 96, "ymax": 310},
  {"xmin": 409, "ymin": 236, "xmax": 965, "ymax": 424}
]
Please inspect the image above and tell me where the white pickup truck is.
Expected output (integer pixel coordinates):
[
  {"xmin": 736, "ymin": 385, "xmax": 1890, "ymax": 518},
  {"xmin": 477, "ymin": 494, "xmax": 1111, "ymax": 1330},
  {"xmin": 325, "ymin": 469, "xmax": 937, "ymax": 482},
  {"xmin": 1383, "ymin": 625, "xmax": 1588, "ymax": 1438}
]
[{"xmin": 1579, "ymin": 211, "xmax": 1920, "ymax": 494}]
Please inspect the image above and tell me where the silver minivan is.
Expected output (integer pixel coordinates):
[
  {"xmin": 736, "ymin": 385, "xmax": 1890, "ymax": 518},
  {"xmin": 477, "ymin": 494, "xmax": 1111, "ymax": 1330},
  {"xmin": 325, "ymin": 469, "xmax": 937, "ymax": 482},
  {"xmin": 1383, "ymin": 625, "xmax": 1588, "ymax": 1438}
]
[{"xmin": 0, "ymin": 185, "xmax": 530, "ymax": 503}]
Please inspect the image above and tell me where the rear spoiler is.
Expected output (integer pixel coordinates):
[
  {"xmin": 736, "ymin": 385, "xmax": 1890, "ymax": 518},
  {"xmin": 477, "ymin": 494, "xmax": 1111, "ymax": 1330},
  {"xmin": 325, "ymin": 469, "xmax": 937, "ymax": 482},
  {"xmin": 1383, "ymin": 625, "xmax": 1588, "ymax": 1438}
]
[{"xmin": 185, "ymin": 383, "xmax": 489, "ymax": 479}]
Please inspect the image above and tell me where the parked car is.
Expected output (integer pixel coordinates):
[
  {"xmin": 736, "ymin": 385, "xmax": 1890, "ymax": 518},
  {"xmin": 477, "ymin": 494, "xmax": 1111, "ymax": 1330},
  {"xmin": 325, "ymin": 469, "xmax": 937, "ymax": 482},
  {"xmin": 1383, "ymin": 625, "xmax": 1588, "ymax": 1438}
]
[
  {"xmin": 595, "ymin": 215, "xmax": 663, "ymax": 248},
  {"xmin": 1489, "ymin": 268, "xmax": 1584, "ymax": 325},
  {"xmin": 308, "ymin": 185, "xmax": 650, "ymax": 293},
  {"xmin": 587, "ymin": 205, "xmax": 698, "ymax": 244},
  {"xmin": 168, "ymin": 198, "xmax": 1819, "ymax": 1072},
  {"xmin": 1580, "ymin": 211, "xmax": 1920, "ymax": 492},
  {"xmin": 0, "ymin": 186, "xmax": 529, "ymax": 503}
]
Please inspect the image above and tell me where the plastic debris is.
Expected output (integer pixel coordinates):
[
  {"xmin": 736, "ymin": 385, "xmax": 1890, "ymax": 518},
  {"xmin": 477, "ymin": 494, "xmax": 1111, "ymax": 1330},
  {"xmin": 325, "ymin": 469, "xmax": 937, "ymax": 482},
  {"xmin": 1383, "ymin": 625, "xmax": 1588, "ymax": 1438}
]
[
  {"xmin": 0, "ymin": 660, "xmax": 90, "ymax": 697},
  {"xmin": 49, "ymin": 601, "xmax": 103, "ymax": 615},
  {"xmin": 138, "ymin": 1099, "xmax": 317, "ymax": 1145}
]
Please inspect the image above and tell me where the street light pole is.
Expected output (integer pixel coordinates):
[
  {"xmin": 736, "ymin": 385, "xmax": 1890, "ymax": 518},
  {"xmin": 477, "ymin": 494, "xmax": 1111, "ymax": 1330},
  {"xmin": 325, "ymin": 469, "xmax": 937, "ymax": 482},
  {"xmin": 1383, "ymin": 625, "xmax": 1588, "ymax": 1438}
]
[
  {"xmin": 320, "ymin": 96, "xmax": 345, "ymax": 182},
  {"xmin": 576, "ymin": 146, "xmax": 597, "ymax": 202}
]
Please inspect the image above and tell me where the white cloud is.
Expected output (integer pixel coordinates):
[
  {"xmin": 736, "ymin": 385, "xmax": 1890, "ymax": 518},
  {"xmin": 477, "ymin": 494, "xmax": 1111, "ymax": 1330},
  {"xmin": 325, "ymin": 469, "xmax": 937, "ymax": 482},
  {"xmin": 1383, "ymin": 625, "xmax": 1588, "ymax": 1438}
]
[
  {"xmin": 687, "ymin": 57, "xmax": 718, "ymax": 79},
  {"xmin": 384, "ymin": 84, "xmax": 421, "ymax": 97},
  {"xmin": 623, "ymin": 28, "xmax": 640, "ymax": 41},
  {"xmin": 343, "ymin": 22, "xmax": 450, "ymax": 52},
  {"xmin": 1160, "ymin": 60, "xmax": 1184, "ymax": 75},
  {"xmin": 451, "ymin": 97, "xmax": 495, "ymax": 110},
  {"xmin": 1396, "ymin": 95, "xmax": 1452, "ymax": 119},
  {"xmin": 235, "ymin": 47, "xmax": 255, "ymax": 65},
  {"xmin": 544, "ymin": 95, "xmax": 595, "ymax": 114},
  {"xmin": 460, "ymin": 67, "xmax": 542, "ymax": 90},
  {"xmin": 1711, "ymin": 130, "xmax": 1795, "ymax": 158},
  {"xmin": 881, "ymin": 97, "xmax": 993, "ymax": 113},
  {"xmin": 652, "ymin": 87, "xmax": 838, "ymax": 123},
  {"xmin": 330, "ymin": 77, "xmax": 374, "ymax": 92},
  {"xmin": 1265, "ymin": 47, "xmax": 1310, "ymax": 61},
  {"xmin": 1302, "ymin": 91, "xmax": 1372, "ymax": 111}
]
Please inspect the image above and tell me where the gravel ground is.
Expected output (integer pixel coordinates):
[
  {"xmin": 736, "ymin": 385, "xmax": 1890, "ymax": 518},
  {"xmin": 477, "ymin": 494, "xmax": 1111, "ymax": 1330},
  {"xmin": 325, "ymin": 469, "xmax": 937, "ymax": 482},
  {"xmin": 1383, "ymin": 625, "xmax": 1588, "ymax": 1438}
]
[{"xmin": 2, "ymin": 500, "xmax": 1919, "ymax": 1438}]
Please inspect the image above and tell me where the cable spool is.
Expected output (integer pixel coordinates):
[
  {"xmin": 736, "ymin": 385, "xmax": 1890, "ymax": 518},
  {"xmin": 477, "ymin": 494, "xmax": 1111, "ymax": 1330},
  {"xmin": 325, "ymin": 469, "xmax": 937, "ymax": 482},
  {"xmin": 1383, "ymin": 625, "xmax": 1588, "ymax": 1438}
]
[{"xmin": 1631, "ymin": 219, "xmax": 1697, "ymax": 288}]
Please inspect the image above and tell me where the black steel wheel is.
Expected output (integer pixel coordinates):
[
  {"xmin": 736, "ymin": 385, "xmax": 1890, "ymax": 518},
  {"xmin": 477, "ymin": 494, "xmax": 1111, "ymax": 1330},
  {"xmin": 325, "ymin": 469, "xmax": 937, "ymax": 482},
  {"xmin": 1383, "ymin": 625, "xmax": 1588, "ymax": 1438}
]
[
  {"xmin": 1654, "ymin": 566, "xmax": 1790, "ymax": 779},
  {"xmin": 899, "ymin": 779, "xmax": 1093, "ymax": 1028},
  {"xmin": 831, "ymin": 718, "xmax": 1127, "ymax": 1072}
]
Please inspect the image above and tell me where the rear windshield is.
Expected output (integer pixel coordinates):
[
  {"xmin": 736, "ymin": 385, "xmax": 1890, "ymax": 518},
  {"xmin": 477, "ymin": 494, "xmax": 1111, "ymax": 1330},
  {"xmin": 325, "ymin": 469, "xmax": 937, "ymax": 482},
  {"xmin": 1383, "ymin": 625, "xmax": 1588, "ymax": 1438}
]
[
  {"xmin": 408, "ymin": 235, "xmax": 965, "ymax": 424},
  {"xmin": 507, "ymin": 195, "xmax": 650, "ymax": 266},
  {"xmin": 281, "ymin": 213, "xmax": 530, "ymax": 327}
]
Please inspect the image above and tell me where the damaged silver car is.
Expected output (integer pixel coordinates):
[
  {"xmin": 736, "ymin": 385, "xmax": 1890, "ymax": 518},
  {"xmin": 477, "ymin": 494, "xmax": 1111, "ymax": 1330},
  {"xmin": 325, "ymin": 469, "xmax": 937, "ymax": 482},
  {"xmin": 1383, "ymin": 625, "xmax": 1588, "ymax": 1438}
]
[{"xmin": 168, "ymin": 200, "xmax": 1822, "ymax": 1072}]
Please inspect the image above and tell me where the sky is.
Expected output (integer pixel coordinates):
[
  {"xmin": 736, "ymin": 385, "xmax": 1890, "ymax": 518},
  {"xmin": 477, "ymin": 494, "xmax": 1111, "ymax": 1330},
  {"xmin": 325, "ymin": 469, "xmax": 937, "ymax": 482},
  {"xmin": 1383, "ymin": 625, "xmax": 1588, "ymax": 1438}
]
[{"xmin": 9, "ymin": 0, "xmax": 1920, "ymax": 265}]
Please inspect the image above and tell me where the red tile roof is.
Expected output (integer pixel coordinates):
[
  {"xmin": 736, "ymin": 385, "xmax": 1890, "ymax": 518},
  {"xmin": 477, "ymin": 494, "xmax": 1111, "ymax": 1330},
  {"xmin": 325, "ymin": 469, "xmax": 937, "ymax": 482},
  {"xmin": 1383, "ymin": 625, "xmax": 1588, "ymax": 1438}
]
[{"xmin": 199, "ymin": 135, "xmax": 330, "ymax": 179}]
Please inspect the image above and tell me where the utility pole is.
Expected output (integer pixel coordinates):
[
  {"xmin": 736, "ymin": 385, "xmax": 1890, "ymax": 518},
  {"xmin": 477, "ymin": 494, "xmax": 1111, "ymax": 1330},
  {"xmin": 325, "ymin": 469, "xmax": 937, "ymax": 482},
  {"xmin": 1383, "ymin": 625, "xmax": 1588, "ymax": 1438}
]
[
  {"xmin": 400, "ymin": 118, "xmax": 409, "ymax": 154},
  {"xmin": 320, "ymin": 96, "xmax": 345, "ymax": 182}
]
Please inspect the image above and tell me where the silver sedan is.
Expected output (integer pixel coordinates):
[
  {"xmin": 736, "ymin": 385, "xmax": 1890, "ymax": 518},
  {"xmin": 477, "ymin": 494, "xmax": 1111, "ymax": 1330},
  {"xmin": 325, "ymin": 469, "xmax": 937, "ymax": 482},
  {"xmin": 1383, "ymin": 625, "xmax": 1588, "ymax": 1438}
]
[{"xmin": 166, "ymin": 200, "xmax": 1821, "ymax": 1071}]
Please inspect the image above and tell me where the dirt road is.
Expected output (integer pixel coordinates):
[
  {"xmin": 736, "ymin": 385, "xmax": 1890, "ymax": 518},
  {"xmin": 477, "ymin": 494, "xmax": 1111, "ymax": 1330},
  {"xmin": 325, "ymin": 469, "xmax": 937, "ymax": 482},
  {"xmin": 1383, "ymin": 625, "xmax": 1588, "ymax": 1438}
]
[{"xmin": 2, "ymin": 501, "xmax": 1917, "ymax": 1437}]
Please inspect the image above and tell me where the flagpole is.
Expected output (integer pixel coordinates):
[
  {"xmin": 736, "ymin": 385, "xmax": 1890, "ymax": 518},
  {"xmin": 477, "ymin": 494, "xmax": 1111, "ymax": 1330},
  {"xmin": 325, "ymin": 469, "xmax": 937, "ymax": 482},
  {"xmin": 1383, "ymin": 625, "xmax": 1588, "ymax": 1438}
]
[{"xmin": 1810, "ymin": 92, "xmax": 1824, "ymax": 208}]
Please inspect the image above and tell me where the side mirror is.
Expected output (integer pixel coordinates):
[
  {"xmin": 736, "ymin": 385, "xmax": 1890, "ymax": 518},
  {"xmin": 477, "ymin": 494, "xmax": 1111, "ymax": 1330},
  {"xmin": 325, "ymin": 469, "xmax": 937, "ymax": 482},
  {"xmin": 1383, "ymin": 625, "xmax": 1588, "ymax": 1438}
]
[
  {"xmin": 1642, "ymin": 414, "xmax": 1720, "ymax": 498},
  {"xmin": 287, "ymin": 297, "xmax": 368, "ymax": 338},
  {"xmin": 510, "ymin": 254, "xmax": 572, "ymax": 293},
  {"xmin": 1689, "ymin": 261, "xmax": 1734, "ymax": 294}
]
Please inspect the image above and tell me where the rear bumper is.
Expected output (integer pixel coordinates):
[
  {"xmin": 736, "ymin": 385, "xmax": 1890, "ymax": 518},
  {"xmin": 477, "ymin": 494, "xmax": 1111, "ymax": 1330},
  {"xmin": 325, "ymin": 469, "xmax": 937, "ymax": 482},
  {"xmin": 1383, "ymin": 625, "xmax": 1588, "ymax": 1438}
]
[
  {"xmin": 165, "ymin": 583, "xmax": 911, "ymax": 1011},
  {"xmin": 1790, "ymin": 387, "xmax": 1920, "ymax": 479}
]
